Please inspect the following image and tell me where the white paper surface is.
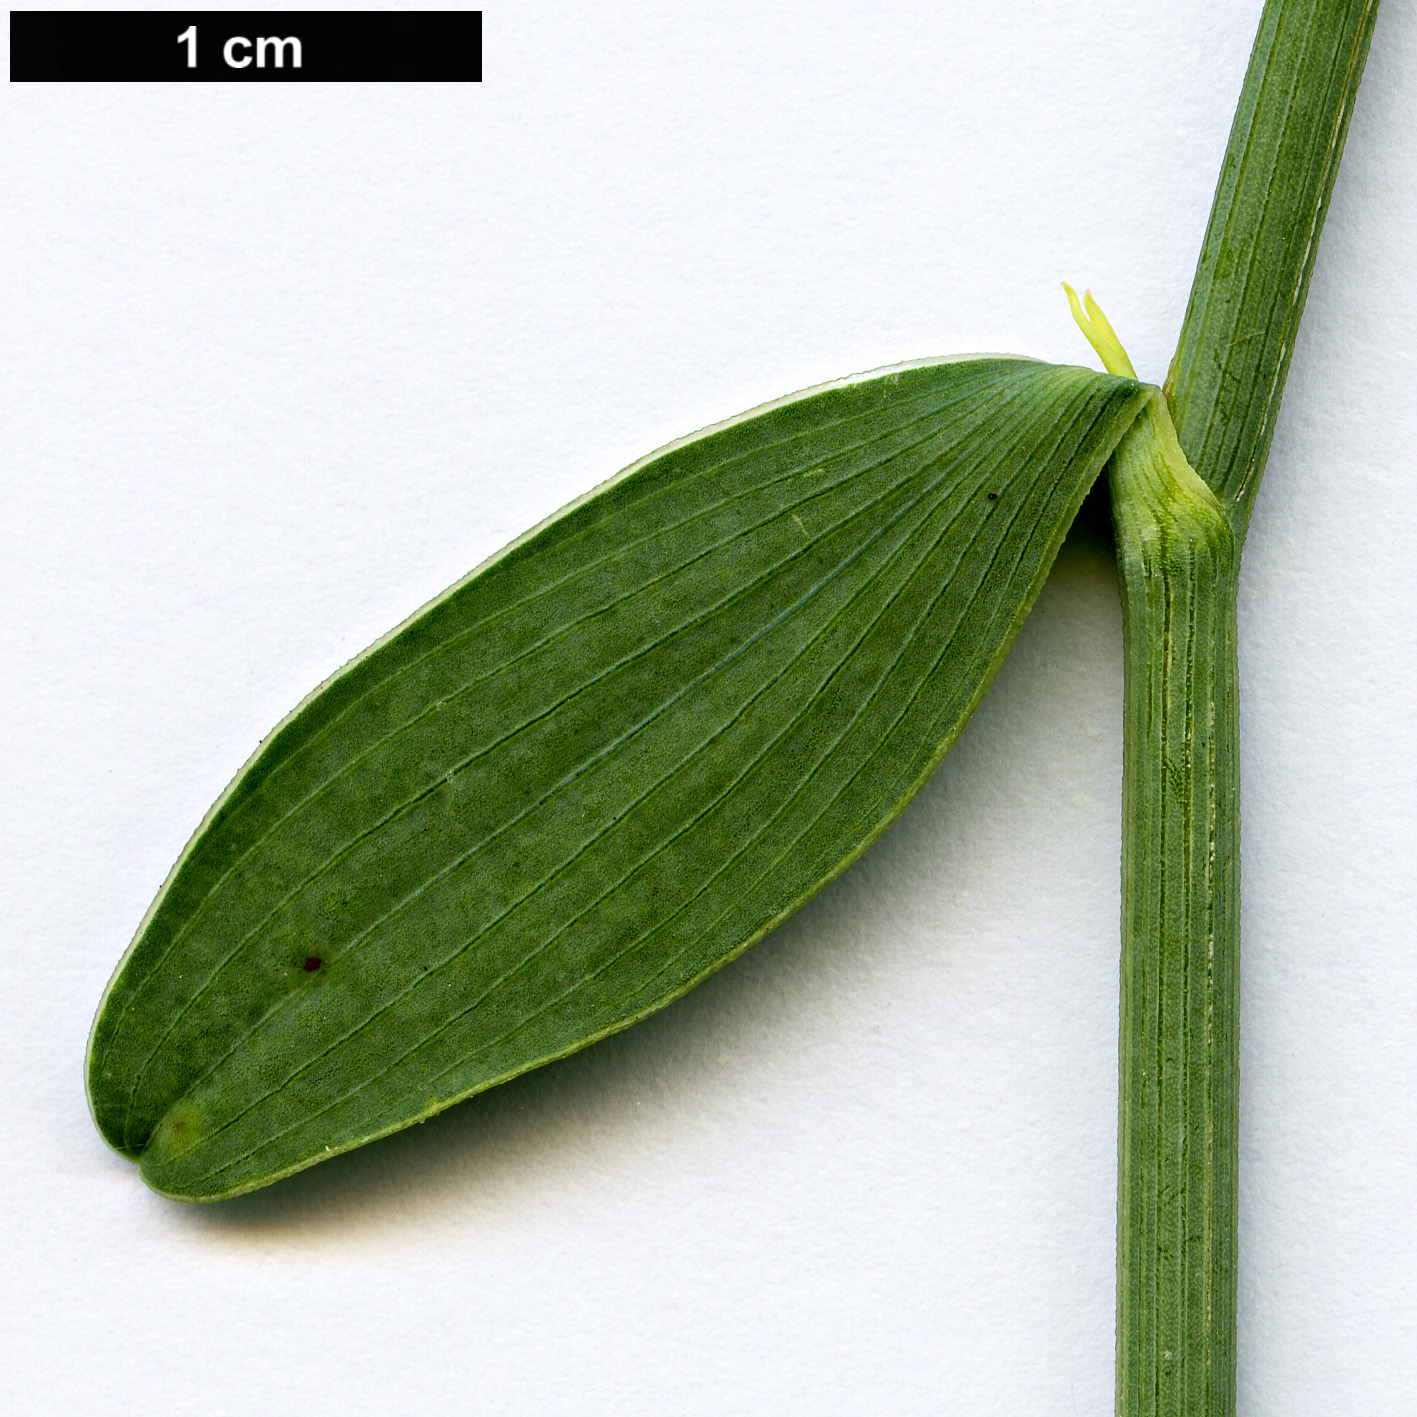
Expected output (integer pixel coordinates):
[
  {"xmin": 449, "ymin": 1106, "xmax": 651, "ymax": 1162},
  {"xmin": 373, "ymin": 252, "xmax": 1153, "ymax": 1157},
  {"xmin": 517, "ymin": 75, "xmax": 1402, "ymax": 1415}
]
[{"xmin": 3, "ymin": 2, "xmax": 1414, "ymax": 1413}]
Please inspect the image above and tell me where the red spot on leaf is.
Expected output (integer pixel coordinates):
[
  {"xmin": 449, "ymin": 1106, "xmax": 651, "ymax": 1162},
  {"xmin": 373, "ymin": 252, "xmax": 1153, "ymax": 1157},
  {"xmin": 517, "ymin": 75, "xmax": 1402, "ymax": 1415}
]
[{"xmin": 304, "ymin": 956, "xmax": 323, "ymax": 972}]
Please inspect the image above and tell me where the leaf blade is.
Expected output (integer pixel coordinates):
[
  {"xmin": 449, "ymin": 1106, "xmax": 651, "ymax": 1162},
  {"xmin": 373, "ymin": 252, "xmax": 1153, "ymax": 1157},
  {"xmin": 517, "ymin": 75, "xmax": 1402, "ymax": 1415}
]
[{"xmin": 86, "ymin": 356, "xmax": 1145, "ymax": 1199}]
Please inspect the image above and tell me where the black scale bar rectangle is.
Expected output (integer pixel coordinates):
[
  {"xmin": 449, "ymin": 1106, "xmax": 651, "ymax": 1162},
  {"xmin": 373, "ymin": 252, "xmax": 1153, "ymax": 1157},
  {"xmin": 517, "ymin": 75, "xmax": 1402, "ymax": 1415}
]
[{"xmin": 9, "ymin": 10, "xmax": 482, "ymax": 82}]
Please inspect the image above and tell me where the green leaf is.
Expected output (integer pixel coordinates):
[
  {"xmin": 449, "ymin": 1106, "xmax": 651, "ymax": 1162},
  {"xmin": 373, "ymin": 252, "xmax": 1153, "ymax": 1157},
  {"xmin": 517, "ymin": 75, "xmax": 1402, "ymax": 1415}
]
[{"xmin": 87, "ymin": 355, "xmax": 1145, "ymax": 1200}]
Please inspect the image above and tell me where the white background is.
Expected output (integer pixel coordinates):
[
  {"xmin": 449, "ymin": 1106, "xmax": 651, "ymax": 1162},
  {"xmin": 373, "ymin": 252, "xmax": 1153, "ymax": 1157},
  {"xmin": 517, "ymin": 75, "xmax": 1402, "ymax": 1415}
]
[{"xmin": 3, "ymin": 2, "xmax": 1414, "ymax": 1412}]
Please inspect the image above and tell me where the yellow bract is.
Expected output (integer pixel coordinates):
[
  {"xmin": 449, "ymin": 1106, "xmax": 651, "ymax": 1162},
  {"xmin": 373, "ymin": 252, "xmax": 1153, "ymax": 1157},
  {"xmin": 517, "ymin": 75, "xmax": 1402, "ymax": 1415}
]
[{"xmin": 1063, "ymin": 283, "xmax": 1139, "ymax": 381}]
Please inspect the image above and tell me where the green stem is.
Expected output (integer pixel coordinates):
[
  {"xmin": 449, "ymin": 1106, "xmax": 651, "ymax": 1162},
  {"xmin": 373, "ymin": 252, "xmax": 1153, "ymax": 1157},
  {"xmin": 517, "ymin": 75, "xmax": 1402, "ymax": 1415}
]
[
  {"xmin": 1166, "ymin": 0, "xmax": 1381, "ymax": 542},
  {"xmin": 1112, "ymin": 399, "xmax": 1240, "ymax": 1417},
  {"xmin": 1106, "ymin": 5, "xmax": 1380, "ymax": 1410}
]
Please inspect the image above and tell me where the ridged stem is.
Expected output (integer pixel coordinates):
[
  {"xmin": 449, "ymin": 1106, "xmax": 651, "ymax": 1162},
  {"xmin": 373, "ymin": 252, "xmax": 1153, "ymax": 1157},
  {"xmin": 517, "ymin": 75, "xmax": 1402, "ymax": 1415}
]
[
  {"xmin": 1106, "ymin": 5, "xmax": 1381, "ymax": 1408},
  {"xmin": 1111, "ymin": 395, "xmax": 1240, "ymax": 1417},
  {"xmin": 1165, "ymin": 0, "xmax": 1381, "ymax": 541}
]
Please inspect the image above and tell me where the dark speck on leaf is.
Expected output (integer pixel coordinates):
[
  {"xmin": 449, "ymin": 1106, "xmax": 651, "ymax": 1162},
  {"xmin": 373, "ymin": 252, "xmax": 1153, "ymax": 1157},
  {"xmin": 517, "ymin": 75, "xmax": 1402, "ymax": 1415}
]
[
  {"xmin": 987, "ymin": 492, "xmax": 999, "ymax": 501},
  {"xmin": 304, "ymin": 956, "xmax": 323, "ymax": 972}
]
